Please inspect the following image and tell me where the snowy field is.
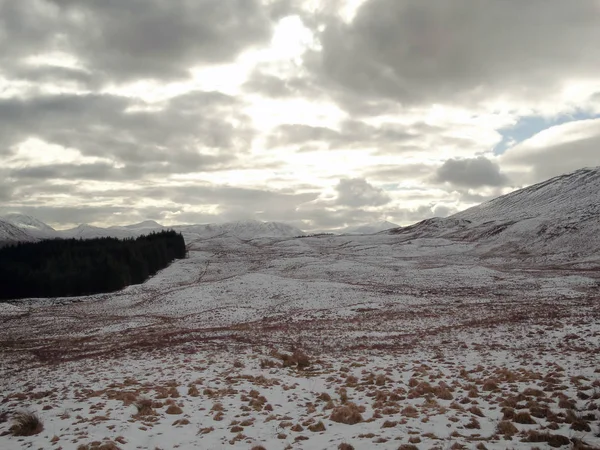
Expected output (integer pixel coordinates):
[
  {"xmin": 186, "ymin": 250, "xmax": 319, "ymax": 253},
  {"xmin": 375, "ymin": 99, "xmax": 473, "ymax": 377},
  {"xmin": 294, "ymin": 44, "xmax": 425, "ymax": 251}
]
[{"xmin": 1, "ymin": 233, "xmax": 599, "ymax": 449}]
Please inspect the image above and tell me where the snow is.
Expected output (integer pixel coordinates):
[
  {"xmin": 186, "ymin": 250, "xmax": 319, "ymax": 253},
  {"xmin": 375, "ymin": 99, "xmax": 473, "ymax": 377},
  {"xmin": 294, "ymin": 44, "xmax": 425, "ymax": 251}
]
[
  {"xmin": 1, "ymin": 167, "xmax": 600, "ymax": 449},
  {"xmin": 338, "ymin": 221, "xmax": 400, "ymax": 235}
]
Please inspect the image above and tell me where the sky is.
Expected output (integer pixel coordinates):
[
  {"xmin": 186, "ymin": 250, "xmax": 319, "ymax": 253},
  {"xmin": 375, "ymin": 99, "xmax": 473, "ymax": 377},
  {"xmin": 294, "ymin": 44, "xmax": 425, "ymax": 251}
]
[{"xmin": 1, "ymin": 0, "xmax": 599, "ymax": 231}]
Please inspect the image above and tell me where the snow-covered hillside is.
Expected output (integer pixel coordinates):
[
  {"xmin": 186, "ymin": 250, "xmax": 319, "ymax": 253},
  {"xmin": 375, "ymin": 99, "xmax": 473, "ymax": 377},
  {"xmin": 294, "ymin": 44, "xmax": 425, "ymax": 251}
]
[
  {"xmin": 0, "ymin": 215, "xmax": 305, "ymax": 244},
  {"xmin": 173, "ymin": 220, "xmax": 304, "ymax": 240},
  {"xmin": 1, "ymin": 213, "xmax": 57, "ymax": 240},
  {"xmin": 0, "ymin": 218, "xmax": 36, "ymax": 244},
  {"xmin": 390, "ymin": 166, "xmax": 600, "ymax": 261},
  {"xmin": 340, "ymin": 220, "xmax": 399, "ymax": 235}
]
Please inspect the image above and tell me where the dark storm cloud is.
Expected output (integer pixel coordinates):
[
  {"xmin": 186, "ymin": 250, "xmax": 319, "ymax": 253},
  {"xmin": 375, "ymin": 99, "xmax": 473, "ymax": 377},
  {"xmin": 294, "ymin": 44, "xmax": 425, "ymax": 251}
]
[
  {"xmin": 435, "ymin": 157, "xmax": 509, "ymax": 188},
  {"xmin": 0, "ymin": 0, "xmax": 273, "ymax": 82},
  {"xmin": 335, "ymin": 178, "xmax": 391, "ymax": 207},
  {"xmin": 307, "ymin": 0, "xmax": 600, "ymax": 107},
  {"xmin": 0, "ymin": 90, "xmax": 251, "ymax": 173}
]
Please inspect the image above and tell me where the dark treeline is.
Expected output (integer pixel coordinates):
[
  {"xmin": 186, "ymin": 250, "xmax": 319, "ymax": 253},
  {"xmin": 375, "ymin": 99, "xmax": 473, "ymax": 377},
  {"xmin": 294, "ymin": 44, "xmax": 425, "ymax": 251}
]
[{"xmin": 0, "ymin": 230, "xmax": 186, "ymax": 301}]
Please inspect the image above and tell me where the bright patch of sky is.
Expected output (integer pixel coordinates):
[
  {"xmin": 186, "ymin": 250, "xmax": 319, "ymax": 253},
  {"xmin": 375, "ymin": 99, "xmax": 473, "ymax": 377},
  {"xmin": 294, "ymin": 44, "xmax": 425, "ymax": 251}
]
[{"xmin": 494, "ymin": 111, "xmax": 600, "ymax": 155}]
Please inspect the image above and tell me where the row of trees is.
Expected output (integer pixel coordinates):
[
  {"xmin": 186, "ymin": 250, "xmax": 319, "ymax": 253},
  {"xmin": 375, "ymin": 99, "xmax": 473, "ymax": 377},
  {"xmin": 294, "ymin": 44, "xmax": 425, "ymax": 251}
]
[{"xmin": 0, "ymin": 231, "xmax": 186, "ymax": 300}]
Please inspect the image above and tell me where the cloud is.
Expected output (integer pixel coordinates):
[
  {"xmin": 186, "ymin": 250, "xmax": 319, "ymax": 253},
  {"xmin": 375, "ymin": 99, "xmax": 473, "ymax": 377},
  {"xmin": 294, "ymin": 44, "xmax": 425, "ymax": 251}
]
[
  {"xmin": 307, "ymin": 0, "xmax": 600, "ymax": 109},
  {"xmin": 435, "ymin": 157, "xmax": 509, "ymax": 188},
  {"xmin": 0, "ymin": 0, "xmax": 273, "ymax": 83},
  {"xmin": 500, "ymin": 118, "xmax": 600, "ymax": 183},
  {"xmin": 335, "ymin": 178, "xmax": 391, "ymax": 207},
  {"xmin": 0, "ymin": 91, "xmax": 251, "ymax": 173}
]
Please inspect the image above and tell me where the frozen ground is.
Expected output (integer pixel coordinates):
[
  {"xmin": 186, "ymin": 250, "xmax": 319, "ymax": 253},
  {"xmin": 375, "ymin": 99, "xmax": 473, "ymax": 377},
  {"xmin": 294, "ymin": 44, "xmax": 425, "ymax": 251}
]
[{"xmin": 1, "ymin": 233, "xmax": 599, "ymax": 449}]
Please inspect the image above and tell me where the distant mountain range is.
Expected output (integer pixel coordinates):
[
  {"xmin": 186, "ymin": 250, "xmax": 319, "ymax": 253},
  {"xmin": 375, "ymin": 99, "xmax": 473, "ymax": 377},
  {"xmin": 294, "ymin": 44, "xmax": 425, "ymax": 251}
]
[
  {"xmin": 340, "ymin": 220, "xmax": 399, "ymax": 235},
  {"xmin": 388, "ymin": 166, "xmax": 600, "ymax": 261},
  {"xmin": 0, "ymin": 217, "xmax": 306, "ymax": 243},
  {"xmin": 2, "ymin": 166, "xmax": 599, "ymax": 259}
]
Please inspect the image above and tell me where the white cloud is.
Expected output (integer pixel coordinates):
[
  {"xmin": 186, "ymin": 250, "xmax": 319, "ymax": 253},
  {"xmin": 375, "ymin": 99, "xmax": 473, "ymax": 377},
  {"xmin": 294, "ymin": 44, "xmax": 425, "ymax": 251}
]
[{"xmin": 501, "ymin": 119, "xmax": 600, "ymax": 183}]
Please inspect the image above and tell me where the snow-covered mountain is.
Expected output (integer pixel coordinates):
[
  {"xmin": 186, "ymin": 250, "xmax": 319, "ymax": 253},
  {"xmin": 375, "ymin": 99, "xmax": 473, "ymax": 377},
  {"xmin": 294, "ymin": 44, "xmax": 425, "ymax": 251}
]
[
  {"xmin": 0, "ymin": 216, "xmax": 304, "ymax": 244},
  {"xmin": 122, "ymin": 220, "xmax": 164, "ymax": 230},
  {"xmin": 173, "ymin": 220, "xmax": 304, "ymax": 240},
  {"xmin": 339, "ymin": 220, "xmax": 399, "ymax": 235},
  {"xmin": 59, "ymin": 224, "xmax": 136, "ymax": 240},
  {"xmin": 1, "ymin": 213, "xmax": 58, "ymax": 239},
  {"xmin": 0, "ymin": 218, "xmax": 36, "ymax": 244},
  {"xmin": 390, "ymin": 166, "xmax": 600, "ymax": 260}
]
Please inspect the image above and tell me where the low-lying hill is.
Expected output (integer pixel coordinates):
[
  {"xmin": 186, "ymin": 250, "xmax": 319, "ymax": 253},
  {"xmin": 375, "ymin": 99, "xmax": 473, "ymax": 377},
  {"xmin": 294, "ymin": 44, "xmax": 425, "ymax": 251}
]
[{"xmin": 389, "ymin": 166, "xmax": 600, "ymax": 262}]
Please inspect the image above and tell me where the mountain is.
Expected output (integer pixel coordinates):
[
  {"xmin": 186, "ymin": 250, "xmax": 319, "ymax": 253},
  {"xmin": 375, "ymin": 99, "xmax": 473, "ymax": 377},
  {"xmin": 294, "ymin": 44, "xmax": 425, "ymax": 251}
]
[
  {"xmin": 340, "ymin": 220, "xmax": 399, "ymax": 235},
  {"xmin": 390, "ymin": 167, "xmax": 600, "ymax": 260},
  {"xmin": 0, "ymin": 215, "xmax": 305, "ymax": 244},
  {"xmin": 0, "ymin": 218, "xmax": 36, "ymax": 245},
  {"xmin": 173, "ymin": 220, "xmax": 304, "ymax": 240},
  {"xmin": 123, "ymin": 220, "xmax": 164, "ymax": 230},
  {"xmin": 1, "ymin": 213, "xmax": 58, "ymax": 239},
  {"xmin": 59, "ymin": 224, "xmax": 135, "ymax": 240}
]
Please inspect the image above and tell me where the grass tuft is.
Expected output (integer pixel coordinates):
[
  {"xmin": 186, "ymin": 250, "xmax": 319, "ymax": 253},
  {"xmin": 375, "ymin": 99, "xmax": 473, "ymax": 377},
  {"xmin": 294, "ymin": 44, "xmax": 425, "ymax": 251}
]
[{"xmin": 10, "ymin": 410, "xmax": 44, "ymax": 436}]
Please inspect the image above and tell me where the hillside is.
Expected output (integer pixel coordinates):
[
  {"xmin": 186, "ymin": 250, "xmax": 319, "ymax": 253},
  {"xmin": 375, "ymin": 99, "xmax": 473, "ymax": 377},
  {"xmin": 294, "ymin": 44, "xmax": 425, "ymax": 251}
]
[
  {"xmin": 340, "ymin": 220, "xmax": 399, "ymax": 235},
  {"xmin": 0, "ymin": 219, "xmax": 35, "ymax": 245},
  {"xmin": 390, "ymin": 166, "xmax": 600, "ymax": 262}
]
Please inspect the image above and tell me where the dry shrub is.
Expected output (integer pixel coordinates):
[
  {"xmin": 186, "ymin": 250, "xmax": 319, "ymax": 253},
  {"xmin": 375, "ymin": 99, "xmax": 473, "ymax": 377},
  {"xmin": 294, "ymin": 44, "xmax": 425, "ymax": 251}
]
[
  {"xmin": 133, "ymin": 397, "xmax": 154, "ymax": 416},
  {"xmin": 482, "ymin": 380, "xmax": 499, "ymax": 391},
  {"xmin": 522, "ymin": 430, "xmax": 570, "ymax": 447},
  {"xmin": 76, "ymin": 442, "xmax": 121, "ymax": 450},
  {"xmin": 523, "ymin": 388, "xmax": 545, "ymax": 398},
  {"xmin": 381, "ymin": 420, "xmax": 397, "ymax": 428},
  {"xmin": 260, "ymin": 358, "xmax": 278, "ymax": 369},
  {"xmin": 375, "ymin": 374, "xmax": 387, "ymax": 386},
  {"xmin": 496, "ymin": 420, "xmax": 518, "ymax": 437},
  {"xmin": 308, "ymin": 421, "xmax": 326, "ymax": 432},
  {"xmin": 398, "ymin": 445, "xmax": 419, "ymax": 450},
  {"xmin": 401, "ymin": 405, "xmax": 419, "ymax": 418},
  {"xmin": 529, "ymin": 405, "xmax": 549, "ymax": 418},
  {"xmin": 165, "ymin": 405, "xmax": 183, "ymax": 415},
  {"xmin": 318, "ymin": 392, "xmax": 332, "ymax": 402},
  {"xmin": 468, "ymin": 405, "xmax": 484, "ymax": 417},
  {"xmin": 465, "ymin": 417, "xmax": 481, "ymax": 429},
  {"xmin": 450, "ymin": 444, "xmax": 467, "ymax": 450},
  {"xmin": 570, "ymin": 417, "xmax": 592, "ymax": 432},
  {"xmin": 502, "ymin": 407, "xmax": 515, "ymax": 420},
  {"xmin": 278, "ymin": 348, "xmax": 311, "ymax": 369},
  {"xmin": 330, "ymin": 403, "xmax": 363, "ymax": 425},
  {"xmin": 514, "ymin": 411, "xmax": 536, "ymax": 424},
  {"xmin": 250, "ymin": 446, "xmax": 267, "ymax": 450},
  {"xmin": 338, "ymin": 444, "xmax": 354, "ymax": 450},
  {"xmin": 10, "ymin": 410, "xmax": 44, "ymax": 436},
  {"xmin": 188, "ymin": 385, "xmax": 199, "ymax": 397}
]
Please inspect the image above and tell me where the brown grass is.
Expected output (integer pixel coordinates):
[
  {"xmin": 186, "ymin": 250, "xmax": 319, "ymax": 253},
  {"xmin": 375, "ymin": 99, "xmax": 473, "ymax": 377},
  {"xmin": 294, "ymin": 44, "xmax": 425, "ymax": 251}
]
[
  {"xmin": 308, "ymin": 421, "xmax": 326, "ymax": 432},
  {"xmin": 10, "ymin": 410, "xmax": 44, "ymax": 436},
  {"xmin": 496, "ymin": 420, "xmax": 518, "ymax": 437},
  {"xmin": 330, "ymin": 403, "xmax": 363, "ymax": 425},
  {"xmin": 76, "ymin": 442, "xmax": 121, "ymax": 450},
  {"xmin": 133, "ymin": 397, "xmax": 154, "ymax": 416},
  {"xmin": 398, "ymin": 445, "xmax": 419, "ymax": 450},
  {"xmin": 338, "ymin": 444, "xmax": 354, "ymax": 450},
  {"xmin": 522, "ymin": 430, "xmax": 570, "ymax": 447},
  {"xmin": 513, "ymin": 411, "xmax": 536, "ymax": 424},
  {"xmin": 165, "ymin": 405, "xmax": 183, "ymax": 415}
]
